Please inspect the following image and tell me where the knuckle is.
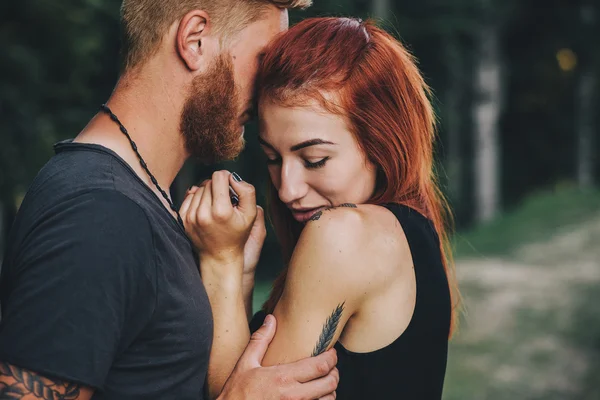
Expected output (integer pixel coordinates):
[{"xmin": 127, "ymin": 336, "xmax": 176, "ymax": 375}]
[
  {"xmin": 215, "ymin": 170, "xmax": 229, "ymax": 180},
  {"xmin": 197, "ymin": 209, "xmax": 211, "ymax": 225},
  {"xmin": 316, "ymin": 360, "xmax": 331, "ymax": 375},
  {"xmin": 245, "ymin": 184, "xmax": 256, "ymax": 195},
  {"xmin": 326, "ymin": 374, "xmax": 338, "ymax": 391},
  {"xmin": 212, "ymin": 207, "xmax": 230, "ymax": 221},
  {"xmin": 250, "ymin": 330, "xmax": 265, "ymax": 341}
]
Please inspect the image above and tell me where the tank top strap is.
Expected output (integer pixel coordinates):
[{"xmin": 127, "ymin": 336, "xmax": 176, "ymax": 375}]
[
  {"xmin": 381, "ymin": 203, "xmax": 439, "ymax": 247},
  {"xmin": 380, "ymin": 203, "xmax": 442, "ymax": 283}
]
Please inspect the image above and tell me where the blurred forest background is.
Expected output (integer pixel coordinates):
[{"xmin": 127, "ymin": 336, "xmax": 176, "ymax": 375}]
[{"xmin": 1, "ymin": 0, "xmax": 599, "ymax": 398}]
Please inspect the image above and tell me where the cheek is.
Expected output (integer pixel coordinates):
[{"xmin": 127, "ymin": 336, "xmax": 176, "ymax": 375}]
[
  {"xmin": 316, "ymin": 158, "xmax": 376, "ymax": 202},
  {"xmin": 232, "ymin": 57, "xmax": 256, "ymax": 95}
]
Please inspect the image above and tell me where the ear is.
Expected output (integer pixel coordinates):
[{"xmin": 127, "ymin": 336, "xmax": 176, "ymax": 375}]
[{"xmin": 176, "ymin": 10, "xmax": 210, "ymax": 71}]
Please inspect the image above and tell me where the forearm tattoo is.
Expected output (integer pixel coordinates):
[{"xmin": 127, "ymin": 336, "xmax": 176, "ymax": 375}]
[
  {"xmin": 0, "ymin": 362, "xmax": 81, "ymax": 400},
  {"xmin": 311, "ymin": 302, "xmax": 346, "ymax": 357},
  {"xmin": 309, "ymin": 203, "xmax": 357, "ymax": 222}
]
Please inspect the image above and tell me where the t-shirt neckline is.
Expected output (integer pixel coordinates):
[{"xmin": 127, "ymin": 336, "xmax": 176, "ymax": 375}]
[{"xmin": 54, "ymin": 139, "xmax": 191, "ymax": 241}]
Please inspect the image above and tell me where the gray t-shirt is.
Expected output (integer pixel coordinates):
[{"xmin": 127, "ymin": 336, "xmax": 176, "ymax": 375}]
[{"xmin": 0, "ymin": 140, "xmax": 213, "ymax": 399}]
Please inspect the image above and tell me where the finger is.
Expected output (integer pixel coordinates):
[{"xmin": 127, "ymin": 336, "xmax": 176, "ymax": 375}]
[
  {"xmin": 286, "ymin": 349, "xmax": 338, "ymax": 383},
  {"xmin": 198, "ymin": 180, "xmax": 213, "ymax": 222},
  {"xmin": 211, "ymin": 171, "xmax": 233, "ymax": 217},
  {"xmin": 291, "ymin": 369, "xmax": 339, "ymax": 400},
  {"xmin": 318, "ymin": 393, "xmax": 336, "ymax": 400},
  {"xmin": 237, "ymin": 315, "xmax": 277, "ymax": 369},
  {"xmin": 180, "ymin": 187, "xmax": 198, "ymax": 218},
  {"xmin": 255, "ymin": 205, "xmax": 266, "ymax": 233},
  {"xmin": 187, "ymin": 186, "xmax": 200, "ymax": 196},
  {"xmin": 229, "ymin": 172, "xmax": 257, "ymax": 215},
  {"xmin": 185, "ymin": 186, "xmax": 205, "ymax": 225}
]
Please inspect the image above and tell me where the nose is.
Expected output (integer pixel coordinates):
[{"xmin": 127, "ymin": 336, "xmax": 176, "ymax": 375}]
[{"xmin": 277, "ymin": 160, "xmax": 309, "ymax": 205}]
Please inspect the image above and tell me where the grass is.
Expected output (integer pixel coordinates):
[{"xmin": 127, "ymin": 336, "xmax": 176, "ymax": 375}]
[
  {"xmin": 453, "ymin": 186, "xmax": 600, "ymax": 258},
  {"xmin": 444, "ymin": 186, "xmax": 600, "ymax": 400}
]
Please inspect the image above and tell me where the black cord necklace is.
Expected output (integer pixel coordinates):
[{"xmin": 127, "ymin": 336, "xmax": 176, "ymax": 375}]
[{"xmin": 99, "ymin": 104, "xmax": 185, "ymax": 229}]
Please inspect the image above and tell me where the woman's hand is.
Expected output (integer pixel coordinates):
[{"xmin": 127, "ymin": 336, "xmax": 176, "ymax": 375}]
[
  {"xmin": 180, "ymin": 171, "xmax": 258, "ymax": 273},
  {"xmin": 242, "ymin": 205, "xmax": 266, "ymax": 278}
]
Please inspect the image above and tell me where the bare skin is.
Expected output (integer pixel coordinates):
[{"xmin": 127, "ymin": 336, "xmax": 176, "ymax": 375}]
[
  {"xmin": 183, "ymin": 100, "xmax": 419, "ymax": 396},
  {"xmin": 1, "ymin": 5, "xmax": 338, "ymax": 400}
]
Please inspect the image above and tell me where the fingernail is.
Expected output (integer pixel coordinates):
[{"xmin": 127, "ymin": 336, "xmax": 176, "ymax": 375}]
[{"xmin": 232, "ymin": 172, "xmax": 243, "ymax": 182}]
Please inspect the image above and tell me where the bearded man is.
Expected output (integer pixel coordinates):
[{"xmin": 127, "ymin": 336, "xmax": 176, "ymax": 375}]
[{"xmin": 0, "ymin": 1, "xmax": 338, "ymax": 399}]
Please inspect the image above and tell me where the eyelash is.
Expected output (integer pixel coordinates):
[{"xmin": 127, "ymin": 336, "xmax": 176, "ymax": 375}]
[{"xmin": 266, "ymin": 157, "xmax": 330, "ymax": 169}]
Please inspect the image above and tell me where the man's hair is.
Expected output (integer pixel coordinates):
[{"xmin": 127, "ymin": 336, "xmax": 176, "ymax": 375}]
[{"xmin": 120, "ymin": 0, "xmax": 311, "ymax": 71}]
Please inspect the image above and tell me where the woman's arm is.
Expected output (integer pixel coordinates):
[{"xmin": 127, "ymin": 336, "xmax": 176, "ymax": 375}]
[{"xmin": 262, "ymin": 205, "xmax": 397, "ymax": 366}]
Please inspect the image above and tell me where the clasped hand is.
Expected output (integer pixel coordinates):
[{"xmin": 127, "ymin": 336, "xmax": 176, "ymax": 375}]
[{"xmin": 180, "ymin": 170, "xmax": 266, "ymax": 280}]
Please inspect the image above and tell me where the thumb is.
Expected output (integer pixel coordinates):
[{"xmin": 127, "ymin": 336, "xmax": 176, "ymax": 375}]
[
  {"xmin": 253, "ymin": 206, "xmax": 266, "ymax": 233},
  {"xmin": 239, "ymin": 314, "xmax": 276, "ymax": 369}
]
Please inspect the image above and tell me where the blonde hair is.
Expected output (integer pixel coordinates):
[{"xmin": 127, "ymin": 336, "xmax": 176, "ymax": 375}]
[{"xmin": 120, "ymin": 0, "xmax": 311, "ymax": 70}]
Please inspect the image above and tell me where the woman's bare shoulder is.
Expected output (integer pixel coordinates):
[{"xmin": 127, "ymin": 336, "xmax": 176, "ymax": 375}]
[{"xmin": 292, "ymin": 203, "xmax": 411, "ymax": 288}]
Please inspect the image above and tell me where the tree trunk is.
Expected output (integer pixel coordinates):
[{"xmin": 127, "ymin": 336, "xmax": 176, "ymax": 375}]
[
  {"xmin": 577, "ymin": 4, "xmax": 596, "ymax": 189},
  {"xmin": 473, "ymin": 12, "xmax": 502, "ymax": 223},
  {"xmin": 372, "ymin": 0, "xmax": 390, "ymax": 20},
  {"xmin": 443, "ymin": 34, "xmax": 465, "ymax": 208},
  {"xmin": 0, "ymin": 200, "xmax": 4, "ymax": 269}
]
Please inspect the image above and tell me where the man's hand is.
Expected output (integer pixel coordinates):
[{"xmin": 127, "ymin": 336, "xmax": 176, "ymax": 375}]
[
  {"xmin": 242, "ymin": 204, "xmax": 266, "ymax": 278},
  {"xmin": 218, "ymin": 315, "xmax": 339, "ymax": 400}
]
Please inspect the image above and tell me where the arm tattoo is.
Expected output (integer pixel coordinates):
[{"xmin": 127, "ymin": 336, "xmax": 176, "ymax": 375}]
[
  {"xmin": 0, "ymin": 362, "xmax": 81, "ymax": 400},
  {"xmin": 311, "ymin": 302, "xmax": 346, "ymax": 356},
  {"xmin": 309, "ymin": 203, "xmax": 358, "ymax": 222}
]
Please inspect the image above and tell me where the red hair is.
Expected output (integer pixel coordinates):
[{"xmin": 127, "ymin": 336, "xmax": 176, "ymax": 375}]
[{"xmin": 256, "ymin": 17, "xmax": 460, "ymax": 335}]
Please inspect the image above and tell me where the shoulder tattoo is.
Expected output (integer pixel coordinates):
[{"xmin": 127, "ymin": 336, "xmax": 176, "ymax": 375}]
[{"xmin": 309, "ymin": 203, "xmax": 358, "ymax": 222}]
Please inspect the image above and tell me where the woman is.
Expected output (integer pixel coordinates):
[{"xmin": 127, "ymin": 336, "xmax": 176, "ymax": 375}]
[{"xmin": 185, "ymin": 17, "xmax": 459, "ymax": 399}]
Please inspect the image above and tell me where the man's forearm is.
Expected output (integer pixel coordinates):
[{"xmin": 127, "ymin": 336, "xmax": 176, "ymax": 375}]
[{"xmin": 200, "ymin": 257, "xmax": 251, "ymax": 400}]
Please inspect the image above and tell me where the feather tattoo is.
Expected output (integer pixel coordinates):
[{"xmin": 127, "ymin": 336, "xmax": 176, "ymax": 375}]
[
  {"xmin": 308, "ymin": 203, "xmax": 357, "ymax": 222},
  {"xmin": 311, "ymin": 302, "xmax": 346, "ymax": 356}
]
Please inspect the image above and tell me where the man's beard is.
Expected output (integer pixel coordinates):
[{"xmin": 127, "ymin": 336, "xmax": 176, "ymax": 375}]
[{"xmin": 180, "ymin": 54, "xmax": 244, "ymax": 164}]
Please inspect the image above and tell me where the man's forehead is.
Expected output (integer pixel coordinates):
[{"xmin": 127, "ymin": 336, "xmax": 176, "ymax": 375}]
[{"xmin": 232, "ymin": 7, "xmax": 287, "ymax": 49}]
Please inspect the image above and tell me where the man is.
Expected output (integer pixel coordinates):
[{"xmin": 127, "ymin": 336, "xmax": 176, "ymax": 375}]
[{"xmin": 0, "ymin": 1, "xmax": 338, "ymax": 399}]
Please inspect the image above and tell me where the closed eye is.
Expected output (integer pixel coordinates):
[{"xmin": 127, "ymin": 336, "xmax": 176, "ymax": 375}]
[{"xmin": 305, "ymin": 157, "xmax": 330, "ymax": 169}]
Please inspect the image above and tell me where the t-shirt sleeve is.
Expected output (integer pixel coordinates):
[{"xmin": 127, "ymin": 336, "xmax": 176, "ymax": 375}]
[{"xmin": 0, "ymin": 190, "xmax": 157, "ymax": 390}]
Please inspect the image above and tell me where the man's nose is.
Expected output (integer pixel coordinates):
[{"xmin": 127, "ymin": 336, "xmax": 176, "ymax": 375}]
[{"xmin": 278, "ymin": 162, "xmax": 309, "ymax": 205}]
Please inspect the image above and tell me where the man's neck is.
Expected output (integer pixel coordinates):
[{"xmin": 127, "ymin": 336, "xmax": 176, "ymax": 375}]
[{"xmin": 76, "ymin": 63, "xmax": 190, "ymax": 209}]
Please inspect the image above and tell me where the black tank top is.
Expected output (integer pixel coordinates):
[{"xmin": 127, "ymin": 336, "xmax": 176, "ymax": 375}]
[{"xmin": 251, "ymin": 204, "xmax": 451, "ymax": 399}]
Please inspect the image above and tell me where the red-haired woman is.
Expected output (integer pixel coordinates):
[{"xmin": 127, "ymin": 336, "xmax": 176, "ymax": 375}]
[{"xmin": 187, "ymin": 17, "xmax": 459, "ymax": 399}]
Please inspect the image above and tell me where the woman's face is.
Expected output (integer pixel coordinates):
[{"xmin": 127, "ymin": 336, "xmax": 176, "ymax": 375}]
[{"xmin": 259, "ymin": 100, "xmax": 378, "ymax": 223}]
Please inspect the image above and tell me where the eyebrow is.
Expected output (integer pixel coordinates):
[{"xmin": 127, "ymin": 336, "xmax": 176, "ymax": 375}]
[{"xmin": 258, "ymin": 137, "xmax": 336, "ymax": 152}]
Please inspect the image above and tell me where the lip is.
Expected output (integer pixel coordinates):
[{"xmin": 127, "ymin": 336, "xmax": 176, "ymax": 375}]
[{"xmin": 290, "ymin": 207, "xmax": 325, "ymax": 223}]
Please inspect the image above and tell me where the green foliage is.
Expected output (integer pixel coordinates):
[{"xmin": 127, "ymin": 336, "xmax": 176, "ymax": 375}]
[
  {"xmin": 453, "ymin": 186, "xmax": 600, "ymax": 258},
  {"xmin": 0, "ymin": 0, "xmax": 121, "ymax": 204}
]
